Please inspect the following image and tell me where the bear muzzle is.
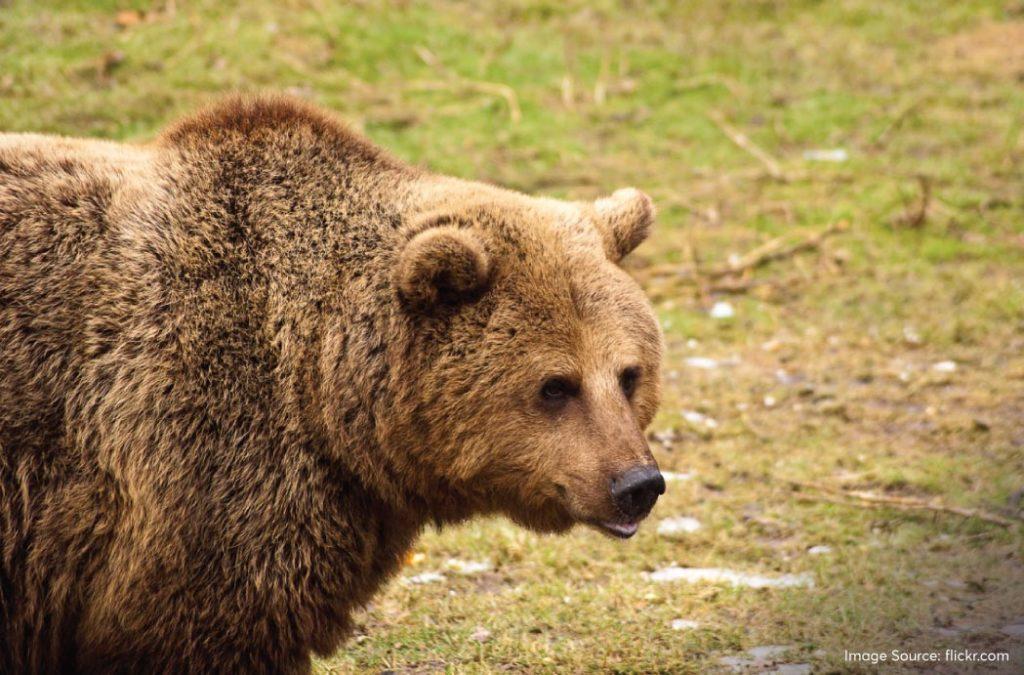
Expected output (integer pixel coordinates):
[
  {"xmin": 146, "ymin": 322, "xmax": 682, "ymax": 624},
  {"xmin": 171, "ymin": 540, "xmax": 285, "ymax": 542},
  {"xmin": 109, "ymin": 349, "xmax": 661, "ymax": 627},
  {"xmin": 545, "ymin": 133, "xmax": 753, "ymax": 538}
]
[{"xmin": 593, "ymin": 465, "xmax": 665, "ymax": 539}]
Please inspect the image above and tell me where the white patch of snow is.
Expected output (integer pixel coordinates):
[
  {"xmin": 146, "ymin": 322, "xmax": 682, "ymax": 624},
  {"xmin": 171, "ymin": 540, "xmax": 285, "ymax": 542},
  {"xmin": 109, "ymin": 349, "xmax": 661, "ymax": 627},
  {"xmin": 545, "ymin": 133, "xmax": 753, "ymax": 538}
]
[
  {"xmin": 719, "ymin": 645, "xmax": 800, "ymax": 673},
  {"xmin": 444, "ymin": 558, "xmax": 491, "ymax": 575},
  {"xmin": 405, "ymin": 572, "xmax": 445, "ymax": 584},
  {"xmin": 646, "ymin": 566, "xmax": 814, "ymax": 588},
  {"xmin": 683, "ymin": 410, "xmax": 718, "ymax": 429},
  {"xmin": 685, "ymin": 356, "xmax": 719, "ymax": 370},
  {"xmin": 710, "ymin": 301, "xmax": 735, "ymax": 319},
  {"xmin": 803, "ymin": 148, "xmax": 848, "ymax": 162},
  {"xmin": 670, "ymin": 619, "xmax": 700, "ymax": 630},
  {"xmin": 748, "ymin": 646, "xmax": 793, "ymax": 660},
  {"xmin": 658, "ymin": 516, "xmax": 702, "ymax": 536}
]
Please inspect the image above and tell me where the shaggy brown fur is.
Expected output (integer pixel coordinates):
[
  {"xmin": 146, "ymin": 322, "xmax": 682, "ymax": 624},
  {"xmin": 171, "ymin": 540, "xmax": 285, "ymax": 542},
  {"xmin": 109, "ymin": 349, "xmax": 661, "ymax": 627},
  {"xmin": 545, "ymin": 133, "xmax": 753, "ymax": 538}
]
[{"xmin": 0, "ymin": 96, "xmax": 663, "ymax": 673}]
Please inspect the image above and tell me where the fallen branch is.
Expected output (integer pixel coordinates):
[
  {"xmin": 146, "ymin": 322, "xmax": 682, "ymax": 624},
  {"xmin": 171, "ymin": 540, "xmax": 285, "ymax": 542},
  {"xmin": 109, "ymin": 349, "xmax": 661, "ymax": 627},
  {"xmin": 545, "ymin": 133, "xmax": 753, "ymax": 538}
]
[
  {"xmin": 705, "ymin": 220, "xmax": 848, "ymax": 279},
  {"xmin": 790, "ymin": 480, "xmax": 1018, "ymax": 527},
  {"xmin": 707, "ymin": 111, "xmax": 786, "ymax": 181},
  {"xmin": 642, "ymin": 220, "xmax": 848, "ymax": 282}
]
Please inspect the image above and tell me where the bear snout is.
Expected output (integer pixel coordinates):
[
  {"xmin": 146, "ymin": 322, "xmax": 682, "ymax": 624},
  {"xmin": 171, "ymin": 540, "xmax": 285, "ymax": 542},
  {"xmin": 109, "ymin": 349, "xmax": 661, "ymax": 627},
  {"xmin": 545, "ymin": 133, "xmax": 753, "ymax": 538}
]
[{"xmin": 610, "ymin": 465, "xmax": 665, "ymax": 521}]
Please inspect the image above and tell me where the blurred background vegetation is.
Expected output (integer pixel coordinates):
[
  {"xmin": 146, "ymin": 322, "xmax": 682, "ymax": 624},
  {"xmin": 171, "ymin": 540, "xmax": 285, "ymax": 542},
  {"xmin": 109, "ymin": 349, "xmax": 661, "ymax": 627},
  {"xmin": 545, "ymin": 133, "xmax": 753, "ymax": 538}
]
[{"xmin": 2, "ymin": 1, "xmax": 1022, "ymax": 671}]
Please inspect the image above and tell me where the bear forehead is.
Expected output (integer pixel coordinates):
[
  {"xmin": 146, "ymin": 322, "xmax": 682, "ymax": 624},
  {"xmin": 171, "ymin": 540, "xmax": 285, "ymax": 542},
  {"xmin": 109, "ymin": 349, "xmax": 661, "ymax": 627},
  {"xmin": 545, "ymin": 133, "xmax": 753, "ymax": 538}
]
[{"xmin": 489, "ymin": 251, "xmax": 656, "ymax": 349}]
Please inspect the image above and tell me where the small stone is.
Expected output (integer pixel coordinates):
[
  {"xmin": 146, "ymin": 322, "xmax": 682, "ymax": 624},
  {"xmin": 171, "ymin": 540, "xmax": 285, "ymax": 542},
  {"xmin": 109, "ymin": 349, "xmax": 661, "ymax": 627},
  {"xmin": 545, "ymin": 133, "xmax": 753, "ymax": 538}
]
[
  {"xmin": 774, "ymin": 369, "xmax": 799, "ymax": 385},
  {"xmin": 807, "ymin": 545, "xmax": 832, "ymax": 556},
  {"xmin": 932, "ymin": 360, "xmax": 957, "ymax": 373},
  {"xmin": 470, "ymin": 626, "xmax": 492, "ymax": 642},
  {"xmin": 651, "ymin": 429, "xmax": 677, "ymax": 447}
]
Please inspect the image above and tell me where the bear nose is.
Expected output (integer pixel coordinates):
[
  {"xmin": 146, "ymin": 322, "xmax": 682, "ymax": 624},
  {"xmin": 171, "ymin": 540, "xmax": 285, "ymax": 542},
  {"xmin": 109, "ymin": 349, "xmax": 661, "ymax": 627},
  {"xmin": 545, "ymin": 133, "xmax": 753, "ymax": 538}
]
[{"xmin": 610, "ymin": 466, "xmax": 665, "ymax": 520}]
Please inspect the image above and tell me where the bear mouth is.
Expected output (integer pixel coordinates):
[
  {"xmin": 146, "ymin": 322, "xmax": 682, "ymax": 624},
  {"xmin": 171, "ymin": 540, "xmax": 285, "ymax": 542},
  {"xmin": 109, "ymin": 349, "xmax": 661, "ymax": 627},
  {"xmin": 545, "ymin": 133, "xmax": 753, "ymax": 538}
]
[{"xmin": 593, "ymin": 520, "xmax": 640, "ymax": 539}]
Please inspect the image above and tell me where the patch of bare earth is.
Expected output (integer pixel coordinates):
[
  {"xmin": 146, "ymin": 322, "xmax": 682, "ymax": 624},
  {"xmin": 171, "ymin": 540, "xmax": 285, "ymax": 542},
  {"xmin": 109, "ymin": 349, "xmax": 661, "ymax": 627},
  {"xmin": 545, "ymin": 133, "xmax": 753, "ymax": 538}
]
[{"xmin": 934, "ymin": 21, "xmax": 1024, "ymax": 78}]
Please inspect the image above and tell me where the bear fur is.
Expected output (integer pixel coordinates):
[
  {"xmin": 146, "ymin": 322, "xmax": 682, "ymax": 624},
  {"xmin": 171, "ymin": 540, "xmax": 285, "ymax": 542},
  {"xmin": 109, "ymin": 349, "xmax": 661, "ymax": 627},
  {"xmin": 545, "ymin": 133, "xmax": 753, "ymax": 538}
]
[{"xmin": 0, "ymin": 96, "xmax": 663, "ymax": 673}]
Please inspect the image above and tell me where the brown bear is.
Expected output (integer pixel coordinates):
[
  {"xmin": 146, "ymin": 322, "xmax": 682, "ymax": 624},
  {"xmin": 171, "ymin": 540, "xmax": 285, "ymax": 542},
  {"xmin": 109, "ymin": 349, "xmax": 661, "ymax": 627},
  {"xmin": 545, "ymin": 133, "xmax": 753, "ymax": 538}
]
[{"xmin": 0, "ymin": 95, "xmax": 664, "ymax": 673}]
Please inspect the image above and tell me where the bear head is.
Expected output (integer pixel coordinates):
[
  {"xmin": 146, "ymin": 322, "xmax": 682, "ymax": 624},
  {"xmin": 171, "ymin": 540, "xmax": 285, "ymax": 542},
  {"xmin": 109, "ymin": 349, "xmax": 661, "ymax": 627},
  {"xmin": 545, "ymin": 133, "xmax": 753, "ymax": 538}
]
[
  {"xmin": 391, "ymin": 186, "xmax": 664, "ymax": 539},
  {"xmin": 387, "ymin": 186, "xmax": 667, "ymax": 536}
]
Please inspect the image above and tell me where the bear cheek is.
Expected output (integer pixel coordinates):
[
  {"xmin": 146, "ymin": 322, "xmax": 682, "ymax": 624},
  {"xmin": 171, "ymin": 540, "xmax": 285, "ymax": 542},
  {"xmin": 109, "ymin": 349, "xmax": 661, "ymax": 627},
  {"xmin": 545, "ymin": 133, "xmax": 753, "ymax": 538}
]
[{"xmin": 635, "ymin": 378, "xmax": 662, "ymax": 429}]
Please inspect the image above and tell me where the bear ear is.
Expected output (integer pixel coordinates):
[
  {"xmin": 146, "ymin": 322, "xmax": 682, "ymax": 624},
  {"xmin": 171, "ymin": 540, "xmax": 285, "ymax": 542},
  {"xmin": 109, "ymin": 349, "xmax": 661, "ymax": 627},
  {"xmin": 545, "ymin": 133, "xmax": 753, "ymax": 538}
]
[
  {"xmin": 395, "ymin": 223, "xmax": 492, "ymax": 310},
  {"xmin": 593, "ymin": 188, "xmax": 655, "ymax": 262}
]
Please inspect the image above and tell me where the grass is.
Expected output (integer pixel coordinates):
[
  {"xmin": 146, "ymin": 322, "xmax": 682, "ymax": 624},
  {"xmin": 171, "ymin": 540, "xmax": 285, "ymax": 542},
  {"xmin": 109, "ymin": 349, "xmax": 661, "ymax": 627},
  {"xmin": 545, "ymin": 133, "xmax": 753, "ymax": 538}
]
[{"xmin": 3, "ymin": 0, "xmax": 1023, "ymax": 671}]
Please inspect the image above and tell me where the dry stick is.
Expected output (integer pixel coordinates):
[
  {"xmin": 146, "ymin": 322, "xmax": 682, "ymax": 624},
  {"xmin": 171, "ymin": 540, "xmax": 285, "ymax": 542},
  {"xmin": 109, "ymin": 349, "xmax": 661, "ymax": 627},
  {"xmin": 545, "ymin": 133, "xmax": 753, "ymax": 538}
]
[
  {"xmin": 705, "ymin": 220, "xmax": 849, "ymax": 279},
  {"xmin": 681, "ymin": 234, "xmax": 710, "ymax": 301},
  {"xmin": 674, "ymin": 74, "xmax": 741, "ymax": 95},
  {"xmin": 791, "ymin": 480, "xmax": 1018, "ymax": 527},
  {"xmin": 707, "ymin": 111, "xmax": 787, "ymax": 181},
  {"xmin": 894, "ymin": 174, "xmax": 931, "ymax": 229},
  {"xmin": 409, "ymin": 80, "xmax": 522, "ymax": 124},
  {"xmin": 642, "ymin": 220, "xmax": 848, "ymax": 282},
  {"xmin": 593, "ymin": 51, "xmax": 610, "ymax": 106},
  {"xmin": 872, "ymin": 95, "xmax": 927, "ymax": 148}
]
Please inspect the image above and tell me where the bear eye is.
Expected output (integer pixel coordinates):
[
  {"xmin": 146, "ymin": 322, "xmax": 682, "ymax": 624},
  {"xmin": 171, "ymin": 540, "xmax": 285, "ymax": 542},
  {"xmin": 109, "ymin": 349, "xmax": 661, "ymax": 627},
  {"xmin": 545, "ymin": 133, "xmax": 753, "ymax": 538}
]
[
  {"xmin": 539, "ymin": 377, "xmax": 577, "ymax": 405},
  {"xmin": 619, "ymin": 366, "xmax": 641, "ymax": 399}
]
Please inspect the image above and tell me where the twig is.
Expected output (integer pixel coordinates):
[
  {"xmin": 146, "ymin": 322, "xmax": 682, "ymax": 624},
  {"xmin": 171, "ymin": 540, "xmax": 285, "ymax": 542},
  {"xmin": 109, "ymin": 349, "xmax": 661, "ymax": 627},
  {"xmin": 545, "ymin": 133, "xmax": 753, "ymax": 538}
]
[
  {"xmin": 594, "ymin": 52, "xmax": 609, "ymax": 106},
  {"xmin": 872, "ymin": 96, "xmax": 927, "ymax": 148},
  {"xmin": 413, "ymin": 46, "xmax": 452, "ymax": 76},
  {"xmin": 561, "ymin": 75, "xmax": 575, "ymax": 109},
  {"xmin": 643, "ymin": 220, "xmax": 848, "ymax": 283},
  {"xmin": 707, "ymin": 221, "xmax": 848, "ymax": 278},
  {"xmin": 892, "ymin": 175, "xmax": 931, "ymax": 229},
  {"xmin": 408, "ymin": 80, "xmax": 522, "ymax": 124},
  {"xmin": 739, "ymin": 412, "xmax": 771, "ymax": 441},
  {"xmin": 790, "ymin": 480, "xmax": 1018, "ymax": 527},
  {"xmin": 674, "ymin": 74, "xmax": 741, "ymax": 95},
  {"xmin": 707, "ymin": 111, "xmax": 786, "ymax": 181}
]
